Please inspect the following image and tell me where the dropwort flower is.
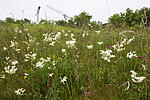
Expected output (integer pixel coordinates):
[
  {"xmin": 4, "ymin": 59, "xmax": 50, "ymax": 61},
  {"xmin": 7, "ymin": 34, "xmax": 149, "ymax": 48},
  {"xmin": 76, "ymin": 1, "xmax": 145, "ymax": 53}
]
[
  {"xmin": 15, "ymin": 88, "xmax": 25, "ymax": 95},
  {"xmin": 62, "ymin": 49, "xmax": 66, "ymax": 53},
  {"xmin": 99, "ymin": 49, "xmax": 115, "ymax": 62},
  {"xmin": 127, "ymin": 51, "xmax": 137, "ymax": 58},
  {"xmin": 66, "ymin": 40, "xmax": 76, "ymax": 48},
  {"xmin": 4, "ymin": 66, "xmax": 18, "ymax": 74},
  {"xmin": 3, "ymin": 47, "xmax": 7, "ymax": 51},
  {"xmin": 98, "ymin": 42, "xmax": 103, "ymax": 45},
  {"xmin": 87, "ymin": 45, "xmax": 93, "ymax": 49},
  {"xmin": 60, "ymin": 76, "xmax": 67, "ymax": 83},
  {"xmin": 130, "ymin": 70, "xmax": 145, "ymax": 83},
  {"xmin": 35, "ymin": 61, "xmax": 44, "ymax": 68},
  {"xmin": 49, "ymin": 73, "xmax": 54, "ymax": 77},
  {"xmin": 10, "ymin": 40, "xmax": 21, "ymax": 53}
]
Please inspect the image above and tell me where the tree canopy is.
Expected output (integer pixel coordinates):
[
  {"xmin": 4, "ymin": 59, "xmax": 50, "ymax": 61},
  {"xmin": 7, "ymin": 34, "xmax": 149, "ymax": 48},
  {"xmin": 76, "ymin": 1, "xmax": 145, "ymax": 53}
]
[{"xmin": 108, "ymin": 7, "xmax": 150, "ymax": 27}]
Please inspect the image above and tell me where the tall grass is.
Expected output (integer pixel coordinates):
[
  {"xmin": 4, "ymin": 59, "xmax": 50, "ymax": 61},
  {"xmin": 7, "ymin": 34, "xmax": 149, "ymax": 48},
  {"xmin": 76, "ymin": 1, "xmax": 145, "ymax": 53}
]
[{"xmin": 0, "ymin": 22, "xmax": 149, "ymax": 99}]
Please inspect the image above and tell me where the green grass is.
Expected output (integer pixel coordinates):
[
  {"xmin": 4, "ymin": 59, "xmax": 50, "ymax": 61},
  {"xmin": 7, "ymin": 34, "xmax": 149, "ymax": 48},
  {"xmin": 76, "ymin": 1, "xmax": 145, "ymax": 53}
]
[{"xmin": 0, "ymin": 22, "xmax": 150, "ymax": 100}]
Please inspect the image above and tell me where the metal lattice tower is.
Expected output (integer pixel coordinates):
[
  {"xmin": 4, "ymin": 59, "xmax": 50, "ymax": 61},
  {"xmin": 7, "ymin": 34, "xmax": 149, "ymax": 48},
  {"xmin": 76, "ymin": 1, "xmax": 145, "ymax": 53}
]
[
  {"xmin": 35, "ymin": 6, "xmax": 41, "ymax": 24},
  {"xmin": 46, "ymin": 5, "xmax": 71, "ymax": 21}
]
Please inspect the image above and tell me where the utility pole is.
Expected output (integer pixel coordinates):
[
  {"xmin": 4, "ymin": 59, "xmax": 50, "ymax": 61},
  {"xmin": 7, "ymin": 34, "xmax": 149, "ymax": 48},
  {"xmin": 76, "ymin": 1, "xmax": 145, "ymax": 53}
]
[{"xmin": 35, "ymin": 6, "xmax": 41, "ymax": 24}]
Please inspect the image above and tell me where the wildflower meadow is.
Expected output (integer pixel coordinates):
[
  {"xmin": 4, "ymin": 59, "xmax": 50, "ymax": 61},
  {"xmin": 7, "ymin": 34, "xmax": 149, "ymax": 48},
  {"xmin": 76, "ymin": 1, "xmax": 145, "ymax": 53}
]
[{"xmin": 0, "ymin": 21, "xmax": 150, "ymax": 100}]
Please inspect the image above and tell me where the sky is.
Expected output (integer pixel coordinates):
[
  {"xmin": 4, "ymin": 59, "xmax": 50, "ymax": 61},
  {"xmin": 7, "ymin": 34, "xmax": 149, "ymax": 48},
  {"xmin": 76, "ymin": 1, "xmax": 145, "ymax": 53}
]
[{"xmin": 0, "ymin": 0, "xmax": 149, "ymax": 23}]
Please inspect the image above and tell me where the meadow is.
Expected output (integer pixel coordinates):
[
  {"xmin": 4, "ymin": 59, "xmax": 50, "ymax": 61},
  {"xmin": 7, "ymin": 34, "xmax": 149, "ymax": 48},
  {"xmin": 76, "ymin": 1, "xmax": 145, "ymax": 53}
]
[{"xmin": 0, "ymin": 22, "xmax": 150, "ymax": 100}]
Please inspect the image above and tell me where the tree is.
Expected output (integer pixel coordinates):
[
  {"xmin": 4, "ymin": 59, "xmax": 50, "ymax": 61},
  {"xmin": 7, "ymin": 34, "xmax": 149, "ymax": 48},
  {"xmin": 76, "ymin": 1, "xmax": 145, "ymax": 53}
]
[
  {"xmin": 5, "ymin": 17, "xmax": 15, "ymax": 23},
  {"xmin": 108, "ymin": 7, "xmax": 150, "ymax": 27},
  {"xmin": 74, "ymin": 11, "xmax": 92, "ymax": 28},
  {"xmin": 56, "ymin": 20, "xmax": 67, "ymax": 26}
]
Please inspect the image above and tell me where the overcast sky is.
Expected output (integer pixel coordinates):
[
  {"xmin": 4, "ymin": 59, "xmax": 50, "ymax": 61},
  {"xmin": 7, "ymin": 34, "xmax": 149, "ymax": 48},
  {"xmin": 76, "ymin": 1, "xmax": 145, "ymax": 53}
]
[{"xmin": 0, "ymin": 0, "xmax": 149, "ymax": 23}]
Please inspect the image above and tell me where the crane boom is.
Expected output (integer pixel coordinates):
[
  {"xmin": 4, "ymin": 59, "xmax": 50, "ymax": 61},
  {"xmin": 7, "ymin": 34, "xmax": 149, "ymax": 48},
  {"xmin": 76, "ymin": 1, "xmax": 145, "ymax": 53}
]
[{"xmin": 46, "ymin": 5, "xmax": 71, "ymax": 20}]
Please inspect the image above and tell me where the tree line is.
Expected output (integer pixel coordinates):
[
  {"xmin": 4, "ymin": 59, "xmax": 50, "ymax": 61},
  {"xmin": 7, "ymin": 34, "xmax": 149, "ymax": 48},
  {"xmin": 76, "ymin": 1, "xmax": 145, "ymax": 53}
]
[
  {"xmin": 108, "ymin": 7, "xmax": 150, "ymax": 27},
  {"xmin": 1, "ymin": 7, "xmax": 150, "ymax": 28}
]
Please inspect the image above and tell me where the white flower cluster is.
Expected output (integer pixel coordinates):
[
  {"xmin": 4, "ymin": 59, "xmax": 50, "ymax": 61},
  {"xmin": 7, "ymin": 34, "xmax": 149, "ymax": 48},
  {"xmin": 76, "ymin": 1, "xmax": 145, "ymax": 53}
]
[
  {"xmin": 66, "ymin": 40, "xmax": 76, "ymax": 48},
  {"xmin": 35, "ymin": 57, "xmax": 51, "ymax": 68},
  {"xmin": 49, "ymin": 73, "xmax": 54, "ymax": 77},
  {"xmin": 71, "ymin": 33, "xmax": 76, "ymax": 41},
  {"xmin": 10, "ymin": 40, "xmax": 21, "ymax": 53},
  {"xmin": 24, "ymin": 52, "xmax": 37, "ymax": 62},
  {"xmin": 66, "ymin": 33, "xmax": 77, "ymax": 48},
  {"xmin": 28, "ymin": 34, "xmax": 36, "ymax": 44},
  {"xmin": 36, "ymin": 61, "xmax": 44, "ymax": 68},
  {"xmin": 43, "ymin": 32, "xmax": 62, "ymax": 46},
  {"xmin": 130, "ymin": 70, "xmax": 145, "ymax": 83},
  {"xmin": 23, "ymin": 34, "xmax": 37, "ymax": 50},
  {"xmin": 43, "ymin": 33, "xmax": 53, "ymax": 42},
  {"xmin": 14, "ymin": 88, "xmax": 25, "ymax": 95},
  {"xmin": 127, "ymin": 51, "xmax": 137, "ymax": 58},
  {"xmin": 62, "ymin": 49, "xmax": 66, "ymax": 53},
  {"xmin": 4, "ymin": 59, "xmax": 18, "ymax": 74},
  {"xmin": 87, "ymin": 45, "xmax": 93, "ymax": 49},
  {"xmin": 3, "ymin": 47, "xmax": 7, "ymax": 51},
  {"xmin": 82, "ymin": 31, "xmax": 89, "ymax": 38},
  {"xmin": 95, "ymin": 30, "xmax": 101, "ymax": 35},
  {"xmin": 98, "ymin": 42, "xmax": 103, "ymax": 45},
  {"xmin": 60, "ymin": 76, "xmax": 67, "ymax": 83},
  {"xmin": 99, "ymin": 49, "xmax": 115, "ymax": 62},
  {"xmin": 112, "ymin": 36, "xmax": 135, "ymax": 52},
  {"xmin": 54, "ymin": 32, "xmax": 61, "ymax": 40}
]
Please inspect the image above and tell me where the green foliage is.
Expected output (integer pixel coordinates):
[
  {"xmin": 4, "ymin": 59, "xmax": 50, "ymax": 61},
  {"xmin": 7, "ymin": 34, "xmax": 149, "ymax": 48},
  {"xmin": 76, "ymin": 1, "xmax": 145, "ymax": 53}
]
[
  {"xmin": 73, "ymin": 11, "xmax": 92, "ymax": 28},
  {"xmin": 56, "ymin": 20, "xmax": 67, "ymax": 26},
  {"xmin": 55, "ymin": 11, "xmax": 101, "ymax": 30},
  {"xmin": 5, "ymin": 17, "xmax": 15, "ymax": 23},
  {"xmin": 109, "ymin": 7, "xmax": 150, "ymax": 27},
  {"xmin": 0, "ymin": 9, "xmax": 150, "ymax": 100}
]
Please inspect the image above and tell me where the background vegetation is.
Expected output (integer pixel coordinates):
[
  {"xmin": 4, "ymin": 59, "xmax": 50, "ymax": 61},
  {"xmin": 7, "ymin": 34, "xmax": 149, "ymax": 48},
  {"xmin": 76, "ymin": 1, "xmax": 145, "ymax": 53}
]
[{"xmin": 0, "ymin": 7, "xmax": 150, "ymax": 100}]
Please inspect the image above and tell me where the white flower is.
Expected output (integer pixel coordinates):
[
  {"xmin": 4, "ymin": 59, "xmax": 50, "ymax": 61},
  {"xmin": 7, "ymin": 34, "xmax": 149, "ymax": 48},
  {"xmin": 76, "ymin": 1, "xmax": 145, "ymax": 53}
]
[
  {"xmin": 15, "ymin": 88, "xmax": 25, "ymax": 95},
  {"xmin": 127, "ymin": 51, "xmax": 137, "ymax": 58},
  {"xmin": 82, "ymin": 33, "xmax": 85, "ymax": 38},
  {"xmin": 127, "ymin": 36, "xmax": 135, "ymax": 44},
  {"xmin": 49, "ymin": 41, "xmax": 55, "ymax": 46},
  {"xmin": 98, "ymin": 42, "xmax": 103, "ymax": 45},
  {"xmin": 3, "ymin": 47, "xmax": 7, "ymax": 51},
  {"xmin": 130, "ymin": 70, "xmax": 137, "ymax": 78},
  {"xmin": 24, "ymin": 73, "xmax": 28, "ymax": 76},
  {"xmin": 36, "ymin": 61, "xmax": 44, "ymax": 68},
  {"xmin": 49, "ymin": 73, "xmax": 54, "ymax": 77},
  {"xmin": 5, "ymin": 57, "xmax": 9, "ymax": 60},
  {"xmin": 60, "ymin": 76, "xmax": 67, "ymax": 83},
  {"xmin": 87, "ymin": 45, "xmax": 93, "ymax": 49},
  {"xmin": 130, "ymin": 70, "xmax": 145, "ymax": 83},
  {"xmin": 66, "ymin": 40, "xmax": 76, "ymax": 48},
  {"xmin": 52, "ymin": 61, "xmax": 56, "ymax": 66},
  {"xmin": 132, "ymin": 77, "xmax": 145, "ymax": 83},
  {"xmin": 4, "ymin": 65, "xmax": 18, "ymax": 74},
  {"xmin": 65, "ymin": 33, "xmax": 68, "ymax": 36},
  {"xmin": 46, "ymin": 57, "xmax": 51, "ymax": 62},
  {"xmin": 100, "ymin": 49, "xmax": 115, "ymax": 62},
  {"xmin": 23, "ymin": 29, "xmax": 28, "ymax": 32},
  {"xmin": 11, "ymin": 60, "xmax": 18, "ymax": 65},
  {"xmin": 31, "ymin": 53, "xmax": 37, "ymax": 61},
  {"xmin": 10, "ymin": 40, "xmax": 19, "ymax": 47},
  {"xmin": 0, "ymin": 74, "xmax": 5, "ymax": 79},
  {"xmin": 71, "ymin": 33, "xmax": 74, "ymax": 38},
  {"xmin": 95, "ymin": 30, "xmax": 101, "ymax": 34},
  {"xmin": 29, "ymin": 36, "xmax": 36, "ymax": 43},
  {"xmin": 54, "ymin": 32, "xmax": 61, "ymax": 40},
  {"xmin": 62, "ymin": 49, "xmax": 66, "ymax": 53}
]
